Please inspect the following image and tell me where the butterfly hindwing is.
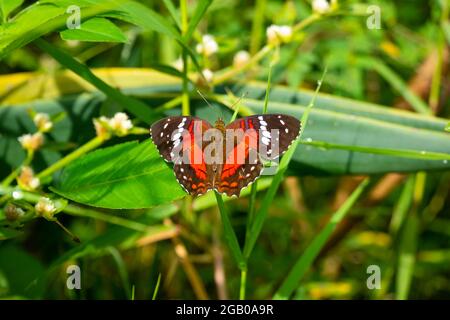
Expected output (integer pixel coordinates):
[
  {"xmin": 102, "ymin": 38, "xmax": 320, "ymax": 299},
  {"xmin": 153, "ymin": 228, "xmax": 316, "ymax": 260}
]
[
  {"xmin": 174, "ymin": 163, "xmax": 212, "ymax": 196},
  {"xmin": 217, "ymin": 161, "xmax": 263, "ymax": 197}
]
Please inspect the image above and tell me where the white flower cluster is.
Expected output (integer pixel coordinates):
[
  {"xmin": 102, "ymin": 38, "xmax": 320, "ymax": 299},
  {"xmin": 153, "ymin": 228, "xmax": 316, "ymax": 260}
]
[
  {"xmin": 33, "ymin": 113, "xmax": 53, "ymax": 132},
  {"xmin": 18, "ymin": 132, "xmax": 44, "ymax": 151},
  {"xmin": 233, "ymin": 50, "xmax": 251, "ymax": 68},
  {"xmin": 312, "ymin": 0, "xmax": 332, "ymax": 14},
  {"xmin": 94, "ymin": 112, "xmax": 133, "ymax": 138},
  {"xmin": 196, "ymin": 34, "xmax": 219, "ymax": 57},
  {"xmin": 17, "ymin": 166, "xmax": 40, "ymax": 191},
  {"xmin": 266, "ymin": 25, "xmax": 293, "ymax": 46},
  {"xmin": 35, "ymin": 197, "xmax": 56, "ymax": 219}
]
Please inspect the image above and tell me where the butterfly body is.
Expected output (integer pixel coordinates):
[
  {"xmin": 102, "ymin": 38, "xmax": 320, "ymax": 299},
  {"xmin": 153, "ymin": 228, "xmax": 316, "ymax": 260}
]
[{"xmin": 150, "ymin": 114, "xmax": 301, "ymax": 197}]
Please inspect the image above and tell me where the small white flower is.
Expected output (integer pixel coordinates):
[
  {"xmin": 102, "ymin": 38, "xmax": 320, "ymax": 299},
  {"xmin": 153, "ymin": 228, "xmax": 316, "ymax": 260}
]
[
  {"xmin": 17, "ymin": 166, "xmax": 40, "ymax": 191},
  {"xmin": 18, "ymin": 132, "xmax": 44, "ymax": 151},
  {"xmin": 312, "ymin": 0, "xmax": 331, "ymax": 14},
  {"xmin": 173, "ymin": 57, "xmax": 184, "ymax": 71},
  {"xmin": 35, "ymin": 197, "xmax": 56, "ymax": 219},
  {"xmin": 33, "ymin": 113, "xmax": 53, "ymax": 132},
  {"xmin": 233, "ymin": 50, "xmax": 251, "ymax": 68},
  {"xmin": 202, "ymin": 69, "xmax": 214, "ymax": 83},
  {"xmin": 108, "ymin": 112, "xmax": 133, "ymax": 136},
  {"xmin": 196, "ymin": 34, "xmax": 219, "ymax": 57},
  {"xmin": 266, "ymin": 25, "xmax": 293, "ymax": 46}
]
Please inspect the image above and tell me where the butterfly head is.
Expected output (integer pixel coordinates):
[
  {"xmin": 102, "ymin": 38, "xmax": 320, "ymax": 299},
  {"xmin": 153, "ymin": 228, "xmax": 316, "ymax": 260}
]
[{"xmin": 214, "ymin": 118, "xmax": 226, "ymax": 132}]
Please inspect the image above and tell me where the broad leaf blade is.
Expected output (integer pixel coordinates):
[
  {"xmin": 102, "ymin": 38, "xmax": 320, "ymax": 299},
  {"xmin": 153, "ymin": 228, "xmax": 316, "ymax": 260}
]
[
  {"xmin": 60, "ymin": 17, "xmax": 127, "ymax": 43},
  {"xmin": 53, "ymin": 140, "xmax": 187, "ymax": 209}
]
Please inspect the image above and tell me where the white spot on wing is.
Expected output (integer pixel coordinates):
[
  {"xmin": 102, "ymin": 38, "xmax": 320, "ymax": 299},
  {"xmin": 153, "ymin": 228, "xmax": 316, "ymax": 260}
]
[
  {"xmin": 262, "ymin": 131, "xmax": 271, "ymax": 138},
  {"xmin": 251, "ymin": 166, "xmax": 255, "ymax": 171},
  {"xmin": 160, "ymin": 132, "xmax": 164, "ymax": 137},
  {"xmin": 262, "ymin": 137, "xmax": 270, "ymax": 145},
  {"xmin": 258, "ymin": 116, "xmax": 263, "ymax": 120},
  {"xmin": 280, "ymin": 119, "xmax": 285, "ymax": 125},
  {"xmin": 260, "ymin": 120, "xmax": 267, "ymax": 126},
  {"xmin": 172, "ymin": 133, "xmax": 181, "ymax": 141},
  {"xmin": 164, "ymin": 123, "xmax": 169, "ymax": 129},
  {"xmin": 285, "ymin": 128, "xmax": 289, "ymax": 133}
]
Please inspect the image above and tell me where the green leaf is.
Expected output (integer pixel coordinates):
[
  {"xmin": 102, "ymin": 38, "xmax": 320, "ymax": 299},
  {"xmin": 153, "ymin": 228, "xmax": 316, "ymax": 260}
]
[
  {"xmin": 0, "ymin": 226, "xmax": 22, "ymax": 240},
  {"xmin": 0, "ymin": 0, "xmax": 23, "ymax": 21},
  {"xmin": 184, "ymin": 0, "xmax": 213, "ymax": 41},
  {"xmin": 34, "ymin": 39, "xmax": 158, "ymax": 124},
  {"xmin": 162, "ymin": 0, "xmax": 181, "ymax": 29},
  {"xmin": 60, "ymin": 17, "xmax": 127, "ymax": 43},
  {"xmin": 53, "ymin": 140, "xmax": 187, "ymax": 209},
  {"xmin": 0, "ymin": 244, "xmax": 46, "ymax": 298}
]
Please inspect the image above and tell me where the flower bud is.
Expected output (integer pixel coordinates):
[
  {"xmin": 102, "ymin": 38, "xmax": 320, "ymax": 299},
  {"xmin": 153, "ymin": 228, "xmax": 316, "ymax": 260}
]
[
  {"xmin": 17, "ymin": 166, "xmax": 40, "ymax": 191},
  {"xmin": 196, "ymin": 34, "xmax": 219, "ymax": 57},
  {"xmin": 233, "ymin": 50, "xmax": 251, "ymax": 68},
  {"xmin": 33, "ymin": 113, "xmax": 53, "ymax": 132},
  {"xmin": 35, "ymin": 197, "xmax": 57, "ymax": 221},
  {"xmin": 18, "ymin": 132, "xmax": 43, "ymax": 151},
  {"xmin": 109, "ymin": 112, "xmax": 133, "ymax": 136},
  {"xmin": 266, "ymin": 25, "xmax": 293, "ymax": 46}
]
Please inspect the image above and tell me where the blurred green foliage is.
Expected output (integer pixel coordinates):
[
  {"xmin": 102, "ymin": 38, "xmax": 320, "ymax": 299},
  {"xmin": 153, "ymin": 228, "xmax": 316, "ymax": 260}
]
[{"xmin": 0, "ymin": 0, "xmax": 449, "ymax": 300}]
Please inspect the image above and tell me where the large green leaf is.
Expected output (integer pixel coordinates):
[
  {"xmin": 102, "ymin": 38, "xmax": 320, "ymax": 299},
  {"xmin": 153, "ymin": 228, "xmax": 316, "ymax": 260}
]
[
  {"xmin": 0, "ymin": 245, "xmax": 46, "ymax": 298},
  {"xmin": 234, "ymin": 82, "xmax": 447, "ymax": 131},
  {"xmin": 239, "ymin": 97, "xmax": 450, "ymax": 175},
  {"xmin": 52, "ymin": 140, "xmax": 187, "ymax": 209},
  {"xmin": 60, "ymin": 17, "xmax": 127, "ymax": 43}
]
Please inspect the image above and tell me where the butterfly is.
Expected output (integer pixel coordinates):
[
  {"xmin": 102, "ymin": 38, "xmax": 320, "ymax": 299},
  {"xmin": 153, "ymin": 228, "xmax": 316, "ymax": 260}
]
[{"xmin": 150, "ymin": 114, "xmax": 301, "ymax": 197}]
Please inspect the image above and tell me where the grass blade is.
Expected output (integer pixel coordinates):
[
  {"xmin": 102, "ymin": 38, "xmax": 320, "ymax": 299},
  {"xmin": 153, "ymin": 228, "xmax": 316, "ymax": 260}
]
[
  {"xmin": 34, "ymin": 39, "xmax": 157, "ymax": 123},
  {"xmin": 243, "ymin": 68, "xmax": 327, "ymax": 259},
  {"xmin": 274, "ymin": 178, "xmax": 370, "ymax": 299},
  {"xmin": 214, "ymin": 192, "xmax": 245, "ymax": 269},
  {"xmin": 152, "ymin": 273, "xmax": 162, "ymax": 300},
  {"xmin": 184, "ymin": 0, "xmax": 213, "ymax": 41}
]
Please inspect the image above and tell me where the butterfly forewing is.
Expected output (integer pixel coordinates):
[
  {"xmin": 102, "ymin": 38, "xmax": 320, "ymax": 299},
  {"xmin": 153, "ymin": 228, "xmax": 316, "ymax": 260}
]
[
  {"xmin": 225, "ymin": 114, "xmax": 301, "ymax": 160},
  {"xmin": 150, "ymin": 116, "xmax": 212, "ymax": 162}
]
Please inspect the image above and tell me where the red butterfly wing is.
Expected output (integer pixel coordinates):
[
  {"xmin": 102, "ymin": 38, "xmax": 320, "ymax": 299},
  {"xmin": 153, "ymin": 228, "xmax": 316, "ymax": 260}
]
[{"xmin": 151, "ymin": 116, "xmax": 213, "ymax": 196}]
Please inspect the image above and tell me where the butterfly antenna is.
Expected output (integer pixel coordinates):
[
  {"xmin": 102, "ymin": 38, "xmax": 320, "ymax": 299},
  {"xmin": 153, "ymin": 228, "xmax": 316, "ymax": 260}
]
[
  {"xmin": 197, "ymin": 90, "xmax": 224, "ymax": 119},
  {"xmin": 229, "ymin": 90, "xmax": 248, "ymax": 111}
]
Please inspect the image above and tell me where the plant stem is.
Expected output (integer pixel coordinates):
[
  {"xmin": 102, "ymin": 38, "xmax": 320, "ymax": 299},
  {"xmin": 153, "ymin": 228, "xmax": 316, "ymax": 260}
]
[
  {"xmin": 239, "ymin": 268, "xmax": 247, "ymax": 300},
  {"xmin": 250, "ymin": 0, "xmax": 267, "ymax": 55},
  {"xmin": 212, "ymin": 13, "xmax": 320, "ymax": 85},
  {"xmin": 36, "ymin": 136, "xmax": 104, "ymax": 180},
  {"xmin": 274, "ymin": 178, "xmax": 370, "ymax": 299},
  {"xmin": 180, "ymin": 0, "xmax": 190, "ymax": 116},
  {"xmin": 0, "ymin": 185, "xmax": 150, "ymax": 231}
]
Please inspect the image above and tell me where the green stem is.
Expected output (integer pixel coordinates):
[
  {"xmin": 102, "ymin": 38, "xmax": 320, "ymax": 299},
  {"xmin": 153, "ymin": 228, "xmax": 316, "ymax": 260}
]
[
  {"xmin": 274, "ymin": 178, "xmax": 370, "ymax": 299},
  {"xmin": 214, "ymin": 191, "xmax": 246, "ymax": 270},
  {"xmin": 0, "ymin": 185, "xmax": 149, "ymax": 232},
  {"xmin": 239, "ymin": 268, "xmax": 247, "ymax": 300},
  {"xmin": 180, "ymin": 0, "xmax": 190, "ymax": 116},
  {"xmin": 36, "ymin": 136, "xmax": 104, "ymax": 180},
  {"xmin": 249, "ymin": 0, "xmax": 267, "ymax": 55},
  {"xmin": 213, "ymin": 13, "xmax": 320, "ymax": 85},
  {"xmin": 212, "ymin": 45, "xmax": 272, "ymax": 85}
]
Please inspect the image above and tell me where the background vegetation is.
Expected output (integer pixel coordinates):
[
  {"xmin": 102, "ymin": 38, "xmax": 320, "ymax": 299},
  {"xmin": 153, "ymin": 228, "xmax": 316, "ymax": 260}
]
[{"xmin": 0, "ymin": 0, "xmax": 449, "ymax": 299}]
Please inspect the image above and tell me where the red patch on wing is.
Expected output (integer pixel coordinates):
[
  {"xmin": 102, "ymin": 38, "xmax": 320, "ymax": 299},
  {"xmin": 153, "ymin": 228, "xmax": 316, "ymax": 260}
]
[{"xmin": 221, "ymin": 127, "xmax": 258, "ymax": 179}]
